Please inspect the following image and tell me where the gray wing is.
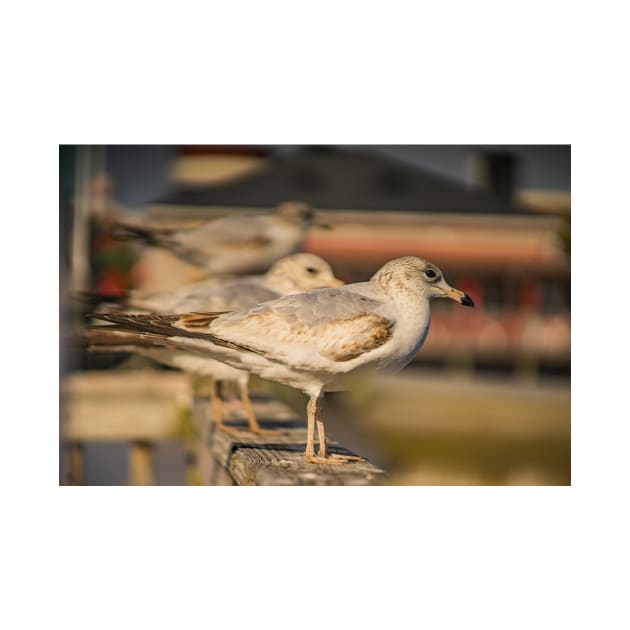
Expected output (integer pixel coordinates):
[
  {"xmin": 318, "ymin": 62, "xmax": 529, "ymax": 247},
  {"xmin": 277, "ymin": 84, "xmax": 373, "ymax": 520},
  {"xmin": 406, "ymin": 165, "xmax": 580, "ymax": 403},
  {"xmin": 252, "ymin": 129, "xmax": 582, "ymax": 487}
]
[
  {"xmin": 173, "ymin": 214, "xmax": 274, "ymax": 258},
  {"xmin": 171, "ymin": 280, "xmax": 279, "ymax": 312},
  {"xmin": 207, "ymin": 287, "xmax": 395, "ymax": 364},
  {"xmin": 114, "ymin": 214, "xmax": 277, "ymax": 269},
  {"xmin": 128, "ymin": 278, "xmax": 279, "ymax": 313}
]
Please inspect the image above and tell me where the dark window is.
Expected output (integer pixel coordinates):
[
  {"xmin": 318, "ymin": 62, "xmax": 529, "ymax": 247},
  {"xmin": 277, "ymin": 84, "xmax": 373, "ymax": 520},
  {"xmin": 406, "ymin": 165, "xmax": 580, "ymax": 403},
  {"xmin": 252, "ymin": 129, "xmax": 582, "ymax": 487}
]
[
  {"xmin": 378, "ymin": 168, "xmax": 410, "ymax": 195},
  {"xmin": 293, "ymin": 167, "xmax": 323, "ymax": 191},
  {"xmin": 472, "ymin": 151, "xmax": 517, "ymax": 200}
]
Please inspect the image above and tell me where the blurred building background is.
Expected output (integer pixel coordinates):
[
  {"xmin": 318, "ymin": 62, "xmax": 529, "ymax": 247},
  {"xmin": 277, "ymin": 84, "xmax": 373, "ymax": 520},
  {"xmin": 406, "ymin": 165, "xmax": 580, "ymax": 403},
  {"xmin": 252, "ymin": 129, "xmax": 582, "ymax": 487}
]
[{"xmin": 60, "ymin": 144, "xmax": 570, "ymax": 485}]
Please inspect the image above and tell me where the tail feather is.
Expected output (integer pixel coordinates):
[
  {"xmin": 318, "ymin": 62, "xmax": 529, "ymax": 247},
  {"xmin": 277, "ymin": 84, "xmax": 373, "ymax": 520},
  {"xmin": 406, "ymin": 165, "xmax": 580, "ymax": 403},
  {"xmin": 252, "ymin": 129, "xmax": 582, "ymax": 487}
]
[
  {"xmin": 112, "ymin": 220, "xmax": 210, "ymax": 269},
  {"xmin": 88, "ymin": 311, "xmax": 259, "ymax": 356},
  {"xmin": 112, "ymin": 220, "xmax": 175, "ymax": 244},
  {"xmin": 68, "ymin": 325, "xmax": 165, "ymax": 346}
]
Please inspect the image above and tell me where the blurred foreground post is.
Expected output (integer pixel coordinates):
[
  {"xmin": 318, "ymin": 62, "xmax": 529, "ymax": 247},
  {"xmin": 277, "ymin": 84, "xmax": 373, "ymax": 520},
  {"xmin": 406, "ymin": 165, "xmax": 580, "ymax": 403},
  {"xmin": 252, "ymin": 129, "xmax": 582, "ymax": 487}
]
[
  {"xmin": 66, "ymin": 442, "xmax": 83, "ymax": 485},
  {"xmin": 129, "ymin": 441, "xmax": 154, "ymax": 486},
  {"xmin": 61, "ymin": 371, "xmax": 193, "ymax": 486},
  {"xmin": 70, "ymin": 145, "xmax": 106, "ymax": 292}
]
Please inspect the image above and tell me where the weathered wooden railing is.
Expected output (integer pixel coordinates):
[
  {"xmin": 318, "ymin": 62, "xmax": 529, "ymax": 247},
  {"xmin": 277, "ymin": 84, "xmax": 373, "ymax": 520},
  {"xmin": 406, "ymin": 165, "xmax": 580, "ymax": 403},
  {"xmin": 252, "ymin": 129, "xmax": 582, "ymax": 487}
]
[
  {"xmin": 192, "ymin": 395, "xmax": 384, "ymax": 485},
  {"xmin": 61, "ymin": 371, "xmax": 385, "ymax": 486}
]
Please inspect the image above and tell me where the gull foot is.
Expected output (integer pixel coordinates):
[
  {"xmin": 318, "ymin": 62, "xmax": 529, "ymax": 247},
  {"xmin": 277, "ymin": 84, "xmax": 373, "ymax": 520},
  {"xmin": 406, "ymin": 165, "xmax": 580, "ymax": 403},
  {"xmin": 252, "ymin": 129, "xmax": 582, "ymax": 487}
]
[
  {"xmin": 328, "ymin": 453, "xmax": 366, "ymax": 462},
  {"xmin": 250, "ymin": 427, "xmax": 285, "ymax": 436},
  {"xmin": 305, "ymin": 453, "xmax": 366, "ymax": 465}
]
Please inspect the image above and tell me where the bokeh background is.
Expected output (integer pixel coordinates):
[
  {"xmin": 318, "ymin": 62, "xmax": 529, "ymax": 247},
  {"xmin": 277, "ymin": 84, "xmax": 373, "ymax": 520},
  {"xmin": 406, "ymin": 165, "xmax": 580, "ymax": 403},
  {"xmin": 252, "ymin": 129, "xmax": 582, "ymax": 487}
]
[{"xmin": 60, "ymin": 145, "xmax": 570, "ymax": 485}]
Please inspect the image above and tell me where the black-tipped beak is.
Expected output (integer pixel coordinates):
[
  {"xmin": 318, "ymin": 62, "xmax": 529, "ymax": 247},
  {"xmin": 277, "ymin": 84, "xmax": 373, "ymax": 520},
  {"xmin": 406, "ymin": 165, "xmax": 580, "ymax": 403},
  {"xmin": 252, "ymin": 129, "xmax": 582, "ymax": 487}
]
[
  {"xmin": 444, "ymin": 286, "xmax": 475, "ymax": 307},
  {"xmin": 314, "ymin": 222, "xmax": 333, "ymax": 230}
]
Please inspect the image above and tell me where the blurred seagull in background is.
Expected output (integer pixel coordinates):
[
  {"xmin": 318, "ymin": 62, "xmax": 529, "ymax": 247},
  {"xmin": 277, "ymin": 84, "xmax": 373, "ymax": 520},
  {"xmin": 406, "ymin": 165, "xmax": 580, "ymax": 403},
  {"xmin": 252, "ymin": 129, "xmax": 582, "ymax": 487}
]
[
  {"xmin": 114, "ymin": 201, "xmax": 327, "ymax": 276},
  {"xmin": 93, "ymin": 256, "xmax": 474, "ymax": 463},
  {"xmin": 122, "ymin": 252, "xmax": 343, "ymax": 313},
  {"xmin": 85, "ymin": 253, "xmax": 343, "ymax": 434}
]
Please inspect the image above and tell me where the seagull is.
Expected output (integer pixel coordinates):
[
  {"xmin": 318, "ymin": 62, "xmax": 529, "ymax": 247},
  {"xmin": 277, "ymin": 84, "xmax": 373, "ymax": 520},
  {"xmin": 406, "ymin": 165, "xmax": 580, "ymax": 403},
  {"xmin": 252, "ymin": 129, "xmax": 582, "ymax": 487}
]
[
  {"xmin": 114, "ymin": 201, "xmax": 326, "ymax": 276},
  {"xmin": 121, "ymin": 252, "xmax": 343, "ymax": 313},
  {"xmin": 92, "ymin": 256, "xmax": 474, "ymax": 464},
  {"xmin": 85, "ymin": 253, "xmax": 344, "ymax": 434}
]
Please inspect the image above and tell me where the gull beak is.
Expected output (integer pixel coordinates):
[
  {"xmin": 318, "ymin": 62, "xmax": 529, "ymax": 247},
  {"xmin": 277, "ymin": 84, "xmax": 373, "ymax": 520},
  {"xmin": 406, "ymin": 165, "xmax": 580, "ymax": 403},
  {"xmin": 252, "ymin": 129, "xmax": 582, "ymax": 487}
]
[
  {"xmin": 314, "ymin": 222, "xmax": 333, "ymax": 230},
  {"xmin": 444, "ymin": 285, "xmax": 475, "ymax": 307},
  {"xmin": 331, "ymin": 277, "xmax": 345, "ymax": 287}
]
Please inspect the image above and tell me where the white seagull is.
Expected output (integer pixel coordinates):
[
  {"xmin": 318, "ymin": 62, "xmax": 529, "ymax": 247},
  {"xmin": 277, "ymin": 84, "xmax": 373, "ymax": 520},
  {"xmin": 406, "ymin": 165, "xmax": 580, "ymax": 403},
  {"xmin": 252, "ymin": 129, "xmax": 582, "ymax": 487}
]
[
  {"xmin": 93, "ymin": 256, "xmax": 474, "ymax": 464},
  {"xmin": 86, "ymin": 253, "xmax": 343, "ymax": 434},
  {"xmin": 115, "ymin": 201, "xmax": 326, "ymax": 276}
]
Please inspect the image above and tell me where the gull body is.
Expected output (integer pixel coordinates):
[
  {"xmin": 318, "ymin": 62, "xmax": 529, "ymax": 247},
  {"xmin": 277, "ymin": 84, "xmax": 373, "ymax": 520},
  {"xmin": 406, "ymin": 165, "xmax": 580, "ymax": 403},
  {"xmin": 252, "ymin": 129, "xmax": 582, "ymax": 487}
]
[
  {"xmin": 95, "ymin": 256, "xmax": 474, "ymax": 462},
  {"xmin": 116, "ymin": 201, "xmax": 322, "ymax": 276},
  {"xmin": 126, "ymin": 251, "xmax": 341, "ymax": 312}
]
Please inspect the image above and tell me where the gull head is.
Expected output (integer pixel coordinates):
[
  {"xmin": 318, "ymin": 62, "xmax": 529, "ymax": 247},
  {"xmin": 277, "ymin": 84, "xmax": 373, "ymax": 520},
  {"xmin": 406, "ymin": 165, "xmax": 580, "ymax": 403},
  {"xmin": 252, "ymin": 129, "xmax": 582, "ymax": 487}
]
[
  {"xmin": 265, "ymin": 253, "xmax": 344, "ymax": 294},
  {"xmin": 371, "ymin": 256, "xmax": 474, "ymax": 307},
  {"xmin": 276, "ymin": 201, "xmax": 315, "ymax": 225},
  {"xmin": 276, "ymin": 201, "xmax": 331, "ymax": 230}
]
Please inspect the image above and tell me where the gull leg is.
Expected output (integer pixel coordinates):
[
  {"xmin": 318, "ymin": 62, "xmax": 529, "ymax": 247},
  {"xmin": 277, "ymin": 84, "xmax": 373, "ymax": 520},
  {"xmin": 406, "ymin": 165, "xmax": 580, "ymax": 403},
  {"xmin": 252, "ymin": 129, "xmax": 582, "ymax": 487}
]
[
  {"xmin": 316, "ymin": 415, "xmax": 327, "ymax": 458},
  {"xmin": 238, "ymin": 379, "xmax": 278, "ymax": 435},
  {"xmin": 304, "ymin": 392, "xmax": 319, "ymax": 461},
  {"xmin": 305, "ymin": 393, "xmax": 364, "ymax": 465},
  {"xmin": 222, "ymin": 380, "xmax": 242, "ymax": 414},
  {"xmin": 210, "ymin": 379, "xmax": 230, "ymax": 432}
]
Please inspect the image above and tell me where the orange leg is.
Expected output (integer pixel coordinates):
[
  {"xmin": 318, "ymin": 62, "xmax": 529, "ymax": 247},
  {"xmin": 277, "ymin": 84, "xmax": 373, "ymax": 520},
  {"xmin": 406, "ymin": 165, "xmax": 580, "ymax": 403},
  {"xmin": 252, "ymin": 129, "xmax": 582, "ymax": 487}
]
[
  {"xmin": 210, "ymin": 379, "xmax": 231, "ymax": 432},
  {"xmin": 238, "ymin": 380, "xmax": 277, "ymax": 435},
  {"xmin": 305, "ymin": 394, "xmax": 365, "ymax": 465}
]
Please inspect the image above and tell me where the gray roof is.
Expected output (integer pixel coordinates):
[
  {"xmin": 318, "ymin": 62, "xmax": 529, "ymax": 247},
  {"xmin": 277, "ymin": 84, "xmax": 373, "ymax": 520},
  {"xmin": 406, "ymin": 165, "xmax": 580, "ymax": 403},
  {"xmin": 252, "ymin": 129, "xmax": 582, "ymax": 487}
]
[{"xmin": 154, "ymin": 146, "xmax": 531, "ymax": 214}]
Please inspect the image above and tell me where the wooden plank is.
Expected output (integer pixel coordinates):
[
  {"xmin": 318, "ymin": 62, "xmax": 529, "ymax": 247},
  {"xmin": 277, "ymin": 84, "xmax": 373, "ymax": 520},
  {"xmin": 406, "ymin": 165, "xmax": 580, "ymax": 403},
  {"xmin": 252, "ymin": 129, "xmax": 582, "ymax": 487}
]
[
  {"xmin": 199, "ymin": 396, "xmax": 386, "ymax": 486},
  {"xmin": 207, "ymin": 457, "xmax": 236, "ymax": 486}
]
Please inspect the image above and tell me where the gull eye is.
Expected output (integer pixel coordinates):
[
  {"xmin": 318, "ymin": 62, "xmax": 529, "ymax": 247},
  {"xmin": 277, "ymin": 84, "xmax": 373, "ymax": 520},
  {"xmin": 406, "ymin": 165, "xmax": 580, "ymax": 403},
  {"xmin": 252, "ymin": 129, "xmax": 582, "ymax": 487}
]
[
  {"xmin": 306, "ymin": 267, "xmax": 318, "ymax": 274},
  {"xmin": 425, "ymin": 269, "xmax": 437, "ymax": 279}
]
